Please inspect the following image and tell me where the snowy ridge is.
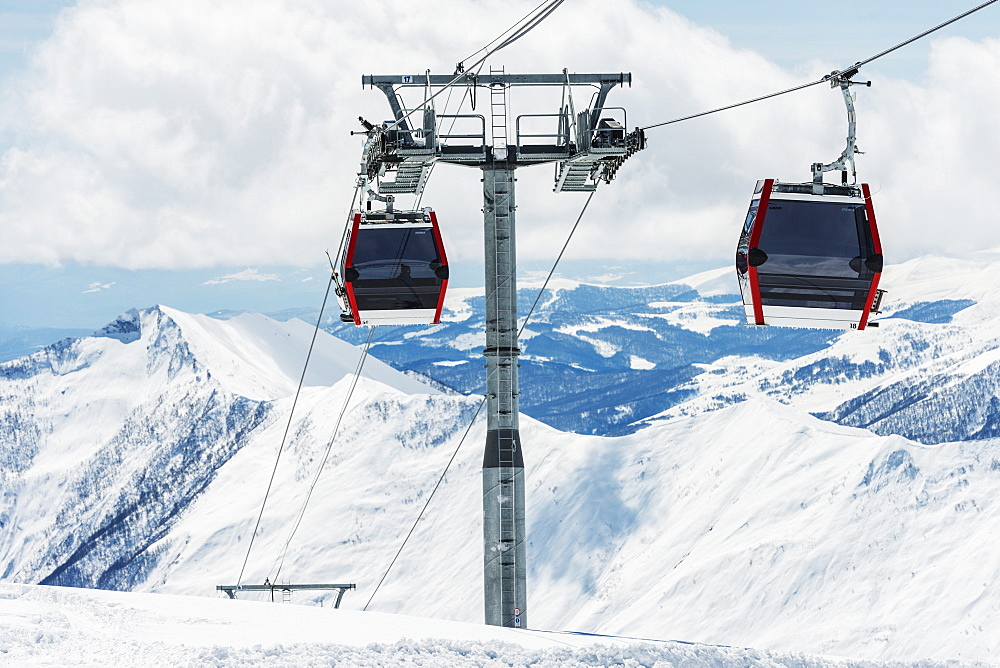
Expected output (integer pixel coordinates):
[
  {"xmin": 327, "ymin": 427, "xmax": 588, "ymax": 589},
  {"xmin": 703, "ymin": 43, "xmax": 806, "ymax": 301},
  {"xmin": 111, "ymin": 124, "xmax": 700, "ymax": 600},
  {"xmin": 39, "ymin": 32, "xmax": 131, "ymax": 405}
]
[
  {"xmin": 160, "ymin": 305, "xmax": 433, "ymax": 399},
  {"xmin": 4, "ymin": 583, "xmax": 981, "ymax": 668}
]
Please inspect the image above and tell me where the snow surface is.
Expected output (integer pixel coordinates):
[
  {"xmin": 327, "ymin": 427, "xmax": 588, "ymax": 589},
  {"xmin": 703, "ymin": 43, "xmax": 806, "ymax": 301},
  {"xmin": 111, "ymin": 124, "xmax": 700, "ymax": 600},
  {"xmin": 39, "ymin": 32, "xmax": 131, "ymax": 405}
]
[
  {"xmin": 4, "ymin": 293, "xmax": 1000, "ymax": 665},
  {"xmin": 669, "ymin": 265, "xmax": 734, "ymax": 297},
  {"xmin": 0, "ymin": 583, "xmax": 986, "ymax": 667},
  {"xmin": 161, "ymin": 306, "xmax": 433, "ymax": 400}
]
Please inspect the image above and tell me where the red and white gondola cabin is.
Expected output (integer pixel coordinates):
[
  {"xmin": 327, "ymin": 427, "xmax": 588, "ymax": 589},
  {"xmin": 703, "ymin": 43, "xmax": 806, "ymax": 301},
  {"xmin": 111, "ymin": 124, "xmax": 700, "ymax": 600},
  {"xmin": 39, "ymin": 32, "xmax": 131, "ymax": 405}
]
[
  {"xmin": 340, "ymin": 208, "xmax": 449, "ymax": 326},
  {"xmin": 735, "ymin": 179, "xmax": 884, "ymax": 330}
]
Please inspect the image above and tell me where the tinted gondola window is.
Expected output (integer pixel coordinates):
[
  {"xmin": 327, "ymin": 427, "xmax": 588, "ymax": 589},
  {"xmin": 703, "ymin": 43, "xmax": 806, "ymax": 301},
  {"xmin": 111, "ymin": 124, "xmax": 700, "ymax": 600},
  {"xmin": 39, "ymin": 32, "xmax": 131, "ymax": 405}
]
[
  {"xmin": 738, "ymin": 204, "xmax": 757, "ymax": 252},
  {"xmin": 756, "ymin": 201, "xmax": 873, "ymax": 279},
  {"xmin": 352, "ymin": 227, "xmax": 441, "ymax": 279},
  {"xmin": 753, "ymin": 199, "xmax": 877, "ymax": 310},
  {"xmin": 350, "ymin": 226, "xmax": 443, "ymax": 311}
]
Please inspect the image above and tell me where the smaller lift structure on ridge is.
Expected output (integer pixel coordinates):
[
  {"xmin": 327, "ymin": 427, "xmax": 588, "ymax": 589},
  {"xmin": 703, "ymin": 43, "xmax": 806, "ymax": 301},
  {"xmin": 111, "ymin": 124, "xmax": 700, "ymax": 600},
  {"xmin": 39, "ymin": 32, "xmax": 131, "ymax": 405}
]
[{"xmin": 735, "ymin": 67, "xmax": 885, "ymax": 330}]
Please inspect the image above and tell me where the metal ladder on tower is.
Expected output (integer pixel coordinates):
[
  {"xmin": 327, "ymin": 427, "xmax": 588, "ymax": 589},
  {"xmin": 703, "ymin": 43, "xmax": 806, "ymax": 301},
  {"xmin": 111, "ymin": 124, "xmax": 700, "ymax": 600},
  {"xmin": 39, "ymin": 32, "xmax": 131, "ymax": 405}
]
[{"xmin": 490, "ymin": 67, "xmax": 508, "ymax": 160}]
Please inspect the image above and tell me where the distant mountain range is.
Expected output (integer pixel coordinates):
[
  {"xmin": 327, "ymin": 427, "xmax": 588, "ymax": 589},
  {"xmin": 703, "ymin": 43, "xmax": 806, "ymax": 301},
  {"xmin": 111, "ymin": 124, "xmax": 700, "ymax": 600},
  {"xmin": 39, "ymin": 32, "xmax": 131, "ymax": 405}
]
[
  {"xmin": 0, "ymin": 324, "xmax": 92, "ymax": 363},
  {"xmin": 318, "ymin": 253, "xmax": 1000, "ymax": 445},
  {"xmin": 3, "ymin": 254, "xmax": 1000, "ymax": 661}
]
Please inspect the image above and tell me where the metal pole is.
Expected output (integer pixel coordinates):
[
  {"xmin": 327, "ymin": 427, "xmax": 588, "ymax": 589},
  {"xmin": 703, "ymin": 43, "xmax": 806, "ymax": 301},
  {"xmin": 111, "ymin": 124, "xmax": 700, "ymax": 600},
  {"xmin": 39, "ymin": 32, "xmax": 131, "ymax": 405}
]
[{"xmin": 482, "ymin": 163, "xmax": 527, "ymax": 628}]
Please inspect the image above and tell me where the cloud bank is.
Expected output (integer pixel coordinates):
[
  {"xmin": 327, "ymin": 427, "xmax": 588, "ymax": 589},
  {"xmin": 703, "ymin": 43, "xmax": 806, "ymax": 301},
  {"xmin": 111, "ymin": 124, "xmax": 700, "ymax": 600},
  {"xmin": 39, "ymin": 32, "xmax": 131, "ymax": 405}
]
[
  {"xmin": 0, "ymin": 0, "xmax": 997, "ymax": 270},
  {"xmin": 203, "ymin": 268, "xmax": 280, "ymax": 285}
]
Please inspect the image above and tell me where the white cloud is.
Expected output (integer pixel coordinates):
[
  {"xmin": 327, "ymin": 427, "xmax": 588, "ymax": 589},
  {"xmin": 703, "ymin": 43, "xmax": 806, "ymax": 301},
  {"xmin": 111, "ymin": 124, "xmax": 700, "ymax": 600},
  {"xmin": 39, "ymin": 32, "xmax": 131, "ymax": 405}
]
[
  {"xmin": 203, "ymin": 268, "xmax": 280, "ymax": 285},
  {"xmin": 0, "ymin": 0, "xmax": 997, "ymax": 271},
  {"xmin": 81, "ymin": 281, "xmax": 115, "ymax": 293}
]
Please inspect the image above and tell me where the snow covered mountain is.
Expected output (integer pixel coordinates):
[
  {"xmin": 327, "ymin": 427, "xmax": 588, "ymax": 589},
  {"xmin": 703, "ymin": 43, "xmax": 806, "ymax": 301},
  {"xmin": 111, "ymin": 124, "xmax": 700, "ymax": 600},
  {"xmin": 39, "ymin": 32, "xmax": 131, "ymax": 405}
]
[
  {"xmin": 0, "ymin": 305, "xmax": 437, "ymax": 591},
  {"xmin": 2, "ymin": 286, "xmax": 1000, "ymax": 662}
]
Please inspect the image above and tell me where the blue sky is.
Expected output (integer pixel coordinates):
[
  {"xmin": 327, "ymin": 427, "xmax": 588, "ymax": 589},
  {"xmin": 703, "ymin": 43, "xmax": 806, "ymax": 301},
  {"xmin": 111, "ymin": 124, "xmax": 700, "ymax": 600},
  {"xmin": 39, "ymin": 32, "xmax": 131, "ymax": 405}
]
[
  {"xmin": 1, "ymin": 0, "xmax": 999, "ymax": 328},
  {"xmin": 4, "ymin": 2, "xmax": 997, "ymax": 82},
  {"xmin": 664, "ymin": 1, "xmax": 1000, "ymax": 77}
]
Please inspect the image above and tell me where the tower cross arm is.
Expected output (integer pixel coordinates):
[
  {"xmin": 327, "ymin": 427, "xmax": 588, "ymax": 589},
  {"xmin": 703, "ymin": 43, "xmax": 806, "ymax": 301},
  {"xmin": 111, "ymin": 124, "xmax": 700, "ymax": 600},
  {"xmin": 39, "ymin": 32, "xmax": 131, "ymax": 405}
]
[{"xmin": 362, "ymin": 73, "xmax": 631, "ymax": 88}]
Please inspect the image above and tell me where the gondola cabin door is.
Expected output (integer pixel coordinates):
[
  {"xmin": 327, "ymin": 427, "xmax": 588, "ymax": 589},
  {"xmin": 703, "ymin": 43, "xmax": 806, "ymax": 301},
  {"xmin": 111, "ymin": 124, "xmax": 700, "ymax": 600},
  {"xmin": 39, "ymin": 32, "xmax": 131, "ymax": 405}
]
[{"xmin": 341, "ymin": 208, "xmax": 449, "ymax": 326}]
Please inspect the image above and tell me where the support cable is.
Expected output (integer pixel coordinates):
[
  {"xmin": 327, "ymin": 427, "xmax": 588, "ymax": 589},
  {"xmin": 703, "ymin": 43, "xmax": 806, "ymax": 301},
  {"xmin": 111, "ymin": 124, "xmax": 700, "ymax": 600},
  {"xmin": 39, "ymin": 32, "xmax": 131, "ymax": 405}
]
[
  {"xmin": 363, "ymin": 397, "xmax": 487, "ymax": 611},
  {"xmin": 640, "ymin": 0, "xmax": 998, "ymax": 132},
  {"xmin": 362, "ymin": 187, "xmax": 598, "ymax": 610},
  {"xmin": 235, "ymin": 272, "xmax": 337, "ymax": 589},
  {"xmin": 270, "ymin": 326, "xmax": 377, "ymax": 583},
  {"xmin": 640, "ymin": 78, "xmax": 827, "ymax": 131},
  {"xmin": 519, "ymin": 191, "xmax": 595, "ymax": 331},
  {"xmin": 235, "ymin": 176, "xmax": 367, "ymax": 589},
  {"xmin": 851, "ymin": 0, "xmax": 997, "ymax": 72},
  {"xmin": 382, "ymin": 0, "xmax": 567, "ymax": 134},
  {"xmin": 456, "ymin": 0, "xmax": 559, "ymax": 69}
]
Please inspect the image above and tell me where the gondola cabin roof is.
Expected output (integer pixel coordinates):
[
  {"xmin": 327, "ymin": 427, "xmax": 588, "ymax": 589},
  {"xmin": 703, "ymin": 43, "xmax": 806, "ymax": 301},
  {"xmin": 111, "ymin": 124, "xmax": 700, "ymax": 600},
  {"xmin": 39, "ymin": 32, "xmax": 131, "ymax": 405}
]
[
  {"xmin": 340, "ymin": 208, "xmax": 449, "ymax": 326},
  {"xmin": 735, "ymin": 179, "xmax": 883, "ymax": 330}
]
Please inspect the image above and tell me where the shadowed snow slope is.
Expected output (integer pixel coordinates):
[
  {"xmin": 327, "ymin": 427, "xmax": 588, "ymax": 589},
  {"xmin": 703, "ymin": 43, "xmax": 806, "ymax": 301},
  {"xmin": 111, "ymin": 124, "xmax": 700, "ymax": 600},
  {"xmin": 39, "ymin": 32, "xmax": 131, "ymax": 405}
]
[
  {"xmin": 150, "ymin": 393, "xmax": 999, "ymax": 662},
  {"xmin": 3, "ymin": 305, "xmax": 999, "ymax": 663}
]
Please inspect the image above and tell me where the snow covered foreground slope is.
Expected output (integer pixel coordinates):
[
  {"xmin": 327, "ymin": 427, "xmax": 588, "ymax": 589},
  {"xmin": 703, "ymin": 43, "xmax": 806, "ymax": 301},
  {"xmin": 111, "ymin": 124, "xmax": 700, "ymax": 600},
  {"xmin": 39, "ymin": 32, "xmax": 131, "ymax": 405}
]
[
  {"xmin": 2, "ymin": 304, "xmax": 999, "ymax": 663},
  {"xmin": 5, "ymin": 584, "xmax": 982, "ymax": 668}
]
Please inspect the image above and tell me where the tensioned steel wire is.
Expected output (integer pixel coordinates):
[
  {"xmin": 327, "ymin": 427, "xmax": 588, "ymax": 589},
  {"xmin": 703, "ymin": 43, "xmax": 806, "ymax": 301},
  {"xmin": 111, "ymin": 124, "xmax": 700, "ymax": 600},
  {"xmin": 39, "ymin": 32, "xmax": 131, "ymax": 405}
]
[
  {"xmin": 363, "ymin": 189, "xmax": 598, "ymax": 611},
  {"xmin": 235, "ymin": 184, "xmax": 362, "ymax": 589},
  {"xmin": 270, "ymin": 325, "xmax": 376, "ymax": 583},
  {"xmin": 234, "ymin": 274, "xmax": 335, "ymax": 589},
  {"xmin": 640, "ymin": 0, "xmax": 998, "ymax": 132},
  {"xmin": 457, "ymin": 0, "xmax": 566, "ymax": 70},
  {"xmin": 382, "ymin": 0, "xmax": 568, "ymax": 134}
]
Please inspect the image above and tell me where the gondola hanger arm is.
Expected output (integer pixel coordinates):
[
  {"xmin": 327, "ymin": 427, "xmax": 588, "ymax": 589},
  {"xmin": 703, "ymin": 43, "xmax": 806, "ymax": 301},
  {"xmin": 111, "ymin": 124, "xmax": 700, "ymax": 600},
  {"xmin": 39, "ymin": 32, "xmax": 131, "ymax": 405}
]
[{"xmin": 811, "ymin": 70, "xmax": 871, "ymax": 186}]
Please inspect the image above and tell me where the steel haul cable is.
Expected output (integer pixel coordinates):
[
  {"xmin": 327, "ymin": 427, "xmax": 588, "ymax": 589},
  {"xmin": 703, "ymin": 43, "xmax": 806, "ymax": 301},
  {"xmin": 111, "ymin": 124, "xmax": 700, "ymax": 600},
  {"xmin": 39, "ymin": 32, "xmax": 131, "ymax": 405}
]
[
  {"xmin": 640, "ymin": 0, "xmax": 998, "ymax": 132},
  {"xmin": 235, "ymin": 184, "xmax": 361, "ymax": 588},
  {"xmin": 457, "ymin": 0, "xmax": 560, "ymax": 68},
  {"xmin": 235, "ymin": 272, "xmax": 337, "ymax": 589},
  {"xmin": 382, "ymin": 0, "xmax": 567, "ymax": 134},
  {"xmin": 270, "ymin": 326, "xmax": 376, "ymax": 582}
]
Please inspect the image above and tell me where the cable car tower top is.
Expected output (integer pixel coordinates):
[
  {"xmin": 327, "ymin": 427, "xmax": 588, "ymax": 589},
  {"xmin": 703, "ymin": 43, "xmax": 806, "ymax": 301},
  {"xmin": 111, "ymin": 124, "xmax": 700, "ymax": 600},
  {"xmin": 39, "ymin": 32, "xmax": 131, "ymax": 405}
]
[
  {"xmin": 358, "ymin": 71, "xmax": 645, "ymax": 192},
  {"xmin": 353, "ymin": 69, "xmax": 644, "ymax": 630}
]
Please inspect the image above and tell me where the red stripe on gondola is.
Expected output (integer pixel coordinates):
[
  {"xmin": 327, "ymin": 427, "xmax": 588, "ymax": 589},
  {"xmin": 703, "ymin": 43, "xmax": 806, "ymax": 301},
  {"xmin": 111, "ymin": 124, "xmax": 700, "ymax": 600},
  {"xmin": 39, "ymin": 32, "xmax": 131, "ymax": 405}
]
[
  {"xmin": 858, "ymin": 183, "xmax": 881, "ymax": 330},
  {"xmin": 747, "ymin": 178, "xmax": 773, "ymax": 326},
  {"xmin": 428, "ymin": 210, "xmax": 449, "ymax": 324},
  {"xmin": 861, "ymin": 183, "xmax": 881, "ymax": 255},
  {"xmin": 344, "ymin": 212, "xmax": 363, "ymax": 326}
]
